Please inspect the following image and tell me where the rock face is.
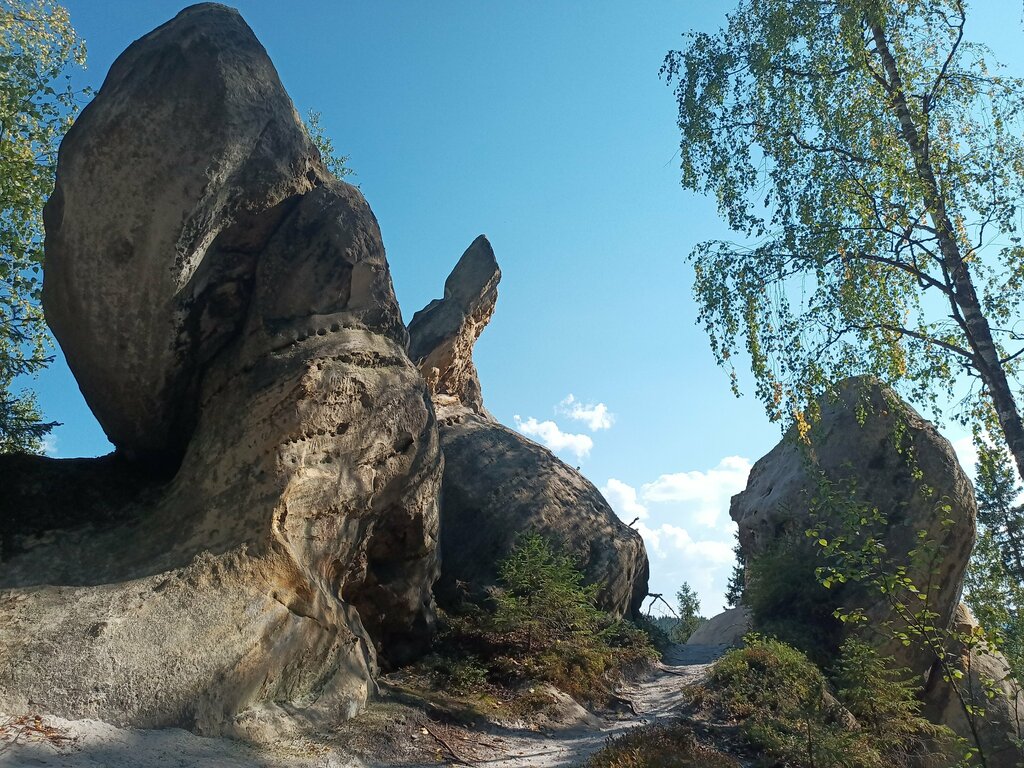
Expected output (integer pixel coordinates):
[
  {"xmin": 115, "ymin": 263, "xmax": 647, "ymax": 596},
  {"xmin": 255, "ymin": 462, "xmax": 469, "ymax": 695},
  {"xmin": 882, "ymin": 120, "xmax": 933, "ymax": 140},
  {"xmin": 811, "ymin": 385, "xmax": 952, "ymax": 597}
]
[
  {"xmin": 408, "ymin": 235, "xmax": 499, "ymax": 416},
  {"xmin": 686, "ymin": 605, "xmax": 751, "ymax": 647},
  {"xmin": 924, "ymin": 604, "xmax": 1023, "ymax": 767},
  {"xmin": 1, "ymin": 4, "xmax": 440, "ymax": 737},
  {"xmin": 42, "ymin": 2, "xmax": 331, "ymax": 463},
  {"xmin": 731, "ymin": 377, "xmax": 975, "ymax": 672},
  {"xmin": 408, "ymin": 240, "xmax": 649, "ymax": 618},
  {"xmin": 732, "ymin": 378, "xmax": 1022, "ymax": 765}
]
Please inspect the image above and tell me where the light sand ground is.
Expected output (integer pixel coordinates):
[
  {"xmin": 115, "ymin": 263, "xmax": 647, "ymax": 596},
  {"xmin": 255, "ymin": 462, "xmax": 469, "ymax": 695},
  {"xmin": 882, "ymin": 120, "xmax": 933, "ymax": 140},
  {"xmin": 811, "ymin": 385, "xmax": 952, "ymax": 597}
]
[{"xmin": 0, "ymin": 645, "xmax": 727, "ymax": 768}]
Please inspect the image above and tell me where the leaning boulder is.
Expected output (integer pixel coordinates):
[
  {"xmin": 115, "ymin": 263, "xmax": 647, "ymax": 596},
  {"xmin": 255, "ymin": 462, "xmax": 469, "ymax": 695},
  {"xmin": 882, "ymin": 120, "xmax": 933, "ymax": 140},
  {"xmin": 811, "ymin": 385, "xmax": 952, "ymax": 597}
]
[
  {"xmin": 42, "ymin": 2, "xmax": 332, "ymax": 463},
  {"xmin": 730, "ymin": 378, "xmax": 1024, "ymax": 766},
  {"xmin": 731, "ymin": 377, "xmax": 975, "ymax": 673},
  {"xmin": 1, "ymin": 5, "xmax": 440, "ymax": 738},
  {"xmin": 408, "ymin": 239, "xmax": 649, "ymax": 617}
]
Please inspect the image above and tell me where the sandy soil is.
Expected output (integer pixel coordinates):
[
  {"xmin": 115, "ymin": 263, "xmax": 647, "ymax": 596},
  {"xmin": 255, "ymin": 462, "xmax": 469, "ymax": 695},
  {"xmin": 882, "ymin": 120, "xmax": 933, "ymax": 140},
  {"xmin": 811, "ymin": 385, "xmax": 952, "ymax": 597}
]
[{"xmin": 0, "ymin": 644, "xmax": 727, "ymax": 768}]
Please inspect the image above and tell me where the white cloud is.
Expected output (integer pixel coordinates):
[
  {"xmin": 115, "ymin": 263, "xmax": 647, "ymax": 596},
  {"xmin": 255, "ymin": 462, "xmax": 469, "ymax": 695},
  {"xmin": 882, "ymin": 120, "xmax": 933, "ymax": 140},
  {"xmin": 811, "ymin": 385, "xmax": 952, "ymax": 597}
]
[
  {"xmin": 41, "ymin": 434, "xmax": 58, "ymax": 457},
  {"xmin": 600, "ymin": 478, "xmax": 649, "ymax": 520},
  {"xmin": 557, "ymin": 394, "xmax": 614, "ymax": 431},
  {"xmin": 640, "ymin": 455, "xmax": 751, "ymax": 527},
  {"xmin": 514, "ymin": 415, "xmax": 593, "ymax": 459},
  {"xmin": 602, "ymin": 456, "xmax": 752, "ymax": 616}
]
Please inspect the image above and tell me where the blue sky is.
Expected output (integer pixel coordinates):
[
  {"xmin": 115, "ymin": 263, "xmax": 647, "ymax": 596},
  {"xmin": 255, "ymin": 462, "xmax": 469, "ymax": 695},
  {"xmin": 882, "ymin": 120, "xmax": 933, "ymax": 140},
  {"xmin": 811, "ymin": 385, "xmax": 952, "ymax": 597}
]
[{"xmin": 31, "ymin": 1, "xmax": 1024, "ymax": 615}]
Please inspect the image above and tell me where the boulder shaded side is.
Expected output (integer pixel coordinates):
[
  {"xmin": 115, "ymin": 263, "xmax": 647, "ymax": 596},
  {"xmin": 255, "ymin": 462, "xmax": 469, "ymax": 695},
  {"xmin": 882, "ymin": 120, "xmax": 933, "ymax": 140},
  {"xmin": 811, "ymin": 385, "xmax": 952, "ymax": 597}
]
[
  {"xmin": 1, "ymin": 5, "xmax": 441, "ymax": 738},
  {"xmin": 408, "ymin": 238, "xmax": 650, "ymax": 619},
  {"xmin": 434, "ymin": 406, "xmax": 649, "ymax": 618},
  {"xmin": 42, "ymin": 2, "xmax": 327, "ymax": 462}
]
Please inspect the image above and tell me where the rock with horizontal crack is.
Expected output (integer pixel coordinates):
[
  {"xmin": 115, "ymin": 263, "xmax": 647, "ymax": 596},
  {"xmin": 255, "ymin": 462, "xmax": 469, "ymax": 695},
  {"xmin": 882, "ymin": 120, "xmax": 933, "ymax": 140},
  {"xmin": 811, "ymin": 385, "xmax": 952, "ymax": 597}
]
[
  {"xmin": 0, "ymin": 3, "xmax": 440, "ymax": 738},
  {"xmin": 408, "ymin": 239, "xmax": 649, "ymax": 618}
]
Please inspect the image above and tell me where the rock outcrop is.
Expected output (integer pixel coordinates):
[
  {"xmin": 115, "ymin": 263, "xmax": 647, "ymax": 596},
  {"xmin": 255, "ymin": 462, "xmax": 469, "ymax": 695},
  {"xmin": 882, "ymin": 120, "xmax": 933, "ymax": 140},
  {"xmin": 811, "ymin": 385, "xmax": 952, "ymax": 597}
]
[
  {"xmin": 731, "ymin": 377, "xmax": 975, "ymax": 671},
  {"xmin": 408, "ymin": 235, "xmax": 499, "ymax": 416},
  {"xmin": 686, "ymin": 605, "xmax": 751, "ymax": 647},
  {"xmin": 1, "ymin": 4, "xmax": 439, "ymax": 737},
  {"xmin": 408, "ymin": 240, "xmax": 649, "ymax": 618},
  {"xmin": 924, "ymin": 604, "xmax": 1023, "ymax": 766},
  {"xmin": 732, "ymin": 378, "xmax": 1021, "ymax": 765}
]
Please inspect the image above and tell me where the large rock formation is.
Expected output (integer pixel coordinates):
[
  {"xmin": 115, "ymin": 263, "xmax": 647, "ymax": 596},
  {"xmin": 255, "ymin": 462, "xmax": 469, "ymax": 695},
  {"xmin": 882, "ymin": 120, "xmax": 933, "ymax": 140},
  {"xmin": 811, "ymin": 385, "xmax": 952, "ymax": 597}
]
[
  {"xmin": 925, "ymin": 604, "xmax": 1023, "ymax": 767},
  {"xmin": 408, "ymin": 235, "xmax": 499, "ymax": 416},
  {"xmin": 408, "ymin": 238, "xmax": 649, "ymax": 618},
  {"xmin": 732, "ymin": 378, "xmax": 1021, "ymax": 765},
  {"xmin": 1, "ymin": 4, "xmax": 439, "ymax": 737},
  {"xmin": 732, "ymin": 377, "xmax": 975, "ymax": 669}
]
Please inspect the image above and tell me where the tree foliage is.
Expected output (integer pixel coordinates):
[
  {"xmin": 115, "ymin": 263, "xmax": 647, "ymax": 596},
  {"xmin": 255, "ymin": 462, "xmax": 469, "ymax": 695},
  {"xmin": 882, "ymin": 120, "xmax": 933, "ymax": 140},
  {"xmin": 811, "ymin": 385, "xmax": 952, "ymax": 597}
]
[
  {"xmin": 305, "ymin": 109, "xmax": 353, "ymax": 181},
  {"xmin": 671, "ymin": 581, "xmax": 705, "ymax": 642},
  {"xmin": 965, "ymin": 442, "xmax": 1024, "ymax": 680},
  {"xmin": 0, "ymin": 0, "xmax": 85, "ymax": 452},
  {"xmin": 663, "ymin": 0, "xmax": 1024, "ymax": 482}
]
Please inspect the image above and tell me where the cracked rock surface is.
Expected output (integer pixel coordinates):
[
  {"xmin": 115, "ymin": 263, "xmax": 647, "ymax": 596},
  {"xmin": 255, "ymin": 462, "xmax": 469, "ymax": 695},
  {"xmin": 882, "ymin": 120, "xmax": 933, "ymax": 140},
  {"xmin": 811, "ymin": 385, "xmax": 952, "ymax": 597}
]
[{"xmin": 0, "ymin": 3, "xmax": 440, "ymax": 738}]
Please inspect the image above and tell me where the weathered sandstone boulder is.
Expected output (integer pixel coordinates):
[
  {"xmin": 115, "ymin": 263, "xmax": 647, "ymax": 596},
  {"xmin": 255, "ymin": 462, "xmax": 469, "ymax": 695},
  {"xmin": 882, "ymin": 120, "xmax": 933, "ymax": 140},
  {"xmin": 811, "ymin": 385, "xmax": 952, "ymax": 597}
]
[
  {"xmin": 686, "ymin": 605, "xmax": 751, "ymax": 647},
  {"xmin": 408, "ymin": 235, "xmax": 499, "ymax": 416},
  {"xmin": 731, "ymin": 377, "xmax": 976, "ymax": 672},
  {"xmin": 731, "ymin": 378, "xmax": 1024, "ymax": 765},
  {"xmin": 1, "ymin": 4, "xmax": 440, "ymax": 738},
  {"xmin": 408, "ymin": 241, "xmax": 649, "ymax": 617},
  {"xmin": 924, "ymin": 604, "xmax": 1023, "ymax": 767},
  {"xmin": 42, "ymin": 2, "xmax": 331, "ymax": 463}
]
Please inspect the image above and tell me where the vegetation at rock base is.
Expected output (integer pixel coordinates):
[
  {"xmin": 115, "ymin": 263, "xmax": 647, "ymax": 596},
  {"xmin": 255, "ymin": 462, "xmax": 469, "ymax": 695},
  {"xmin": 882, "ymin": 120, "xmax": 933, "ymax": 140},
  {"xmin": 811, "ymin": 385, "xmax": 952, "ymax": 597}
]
[
  {"xmin": 583, "ymin": 723, "xmax": 740, "ymax": 768},
  {"xmin": 418, "ymin": 533, "xmax": 657, "ymax": 707},
  {"xmin": 0, "ymin": 0, "xmax": 86, "ymax": 452},
  {"xmin": 693, "ymin": 635, "xmax": 956, "ymax": 768},
  {"xmin": 743, "ymin": 541, "xmax": 846, "ymax": 666}
]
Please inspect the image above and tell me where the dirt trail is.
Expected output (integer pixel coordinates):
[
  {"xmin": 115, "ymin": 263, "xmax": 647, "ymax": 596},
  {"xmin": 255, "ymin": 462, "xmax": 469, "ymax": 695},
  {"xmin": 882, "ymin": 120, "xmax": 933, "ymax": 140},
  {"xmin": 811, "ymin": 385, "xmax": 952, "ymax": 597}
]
[
  {"xmin": 445, "ymin": 644, "xmax": 725, "ymax": 768},
  {"xmin": 0, "ymin": 645, "xmax": 726, "ymax": 768}
]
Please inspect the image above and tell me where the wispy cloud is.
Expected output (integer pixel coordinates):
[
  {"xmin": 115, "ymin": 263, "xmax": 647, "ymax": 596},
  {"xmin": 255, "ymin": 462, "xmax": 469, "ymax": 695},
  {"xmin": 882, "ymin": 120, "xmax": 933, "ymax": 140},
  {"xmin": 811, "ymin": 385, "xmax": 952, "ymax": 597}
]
[
  {"xmin": 557, "ymin": 394, "xmax": 614, "ymax": 431},
  {"xmin": 601, "ymin": 458, "xmax": 751, "ymax": 616},
  {"xmin": 640, "ymin": 455, "xmax": 751, "ymax": 527},
  {"xmin": 601, "ymin": 478, "xmax": 649, "ymax": 520},
  {"xmin": 41, "ymin": 434, "xmax": 58, "ymax": 457},
  {"xmin": 514, "ymin": 415, "xmax": 593, "ymax": 459}
]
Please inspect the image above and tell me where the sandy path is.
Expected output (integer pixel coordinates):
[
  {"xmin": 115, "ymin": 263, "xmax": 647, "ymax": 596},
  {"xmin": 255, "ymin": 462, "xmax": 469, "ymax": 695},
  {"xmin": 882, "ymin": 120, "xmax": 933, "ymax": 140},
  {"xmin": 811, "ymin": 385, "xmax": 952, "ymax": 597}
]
[{"xmin": 0, "ymin": 645, "xmax": 726, "ymax": 768}]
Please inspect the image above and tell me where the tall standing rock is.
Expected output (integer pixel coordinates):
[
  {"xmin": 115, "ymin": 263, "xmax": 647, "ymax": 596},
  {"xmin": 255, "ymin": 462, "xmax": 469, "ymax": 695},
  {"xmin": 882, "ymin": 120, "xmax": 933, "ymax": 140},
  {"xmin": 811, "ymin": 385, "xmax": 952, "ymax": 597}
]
[
  {"xmin": 42, "ymin": 2, "xmax": 328, "ymax": 463},
  {"xmin": 731, "ymin": 378, "xmax": 1023, "ymax": 765},
  {"xmin": 408, "ymin": 238, "xmax": 649, "ymax": 617},
  {"xmin": 731, "ymin": 377, "xmax": 975, "ymax": 669},
  {"xmin": 1, "ymin": 4, "xmax": 440, "ymax": 737}
]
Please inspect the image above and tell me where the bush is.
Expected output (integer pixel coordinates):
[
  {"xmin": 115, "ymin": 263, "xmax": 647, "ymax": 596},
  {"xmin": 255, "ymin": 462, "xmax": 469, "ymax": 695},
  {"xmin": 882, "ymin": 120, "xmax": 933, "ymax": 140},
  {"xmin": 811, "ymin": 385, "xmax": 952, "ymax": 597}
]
[
  {"xmin": 697, "ymin": 635, "xmax": 956, "ymax": 768},
  {"xmin": 425, "ymin": 534, "xmax": 657, "ymax": 705},
  {"xmin": 583, "ymin": 723, "xmax": 739, "ymax": 768},
  {"xmin": 744, "ymin": 541, "xmax": 845, "ymax": 664}
]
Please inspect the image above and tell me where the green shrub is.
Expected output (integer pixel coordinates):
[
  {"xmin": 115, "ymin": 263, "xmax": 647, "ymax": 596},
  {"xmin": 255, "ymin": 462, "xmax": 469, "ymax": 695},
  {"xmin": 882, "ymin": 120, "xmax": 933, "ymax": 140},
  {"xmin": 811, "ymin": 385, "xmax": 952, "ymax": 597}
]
[
  {"xmin": 583, "ymin": 723, "xmax": 739, "ymax": 768},
  {"xmin": 744, "ymin": 541, "xmax": 845, "ymax": 664},
  {"xmin": 425, "ymin": 534, "xmax": 657, "ymax": 705},
  {"xmin": 697, "ymin": 635, "xmax": 957, "ymax": 768}
]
